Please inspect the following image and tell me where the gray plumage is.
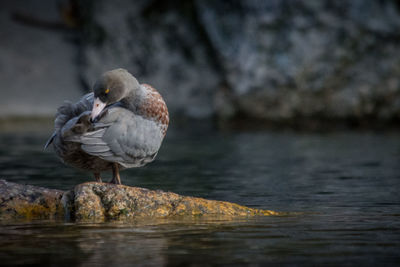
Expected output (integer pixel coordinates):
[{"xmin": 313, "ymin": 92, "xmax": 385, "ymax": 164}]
[{"xmin": 45, "ymin": 69, "xmax": 169, "ymax": 184}]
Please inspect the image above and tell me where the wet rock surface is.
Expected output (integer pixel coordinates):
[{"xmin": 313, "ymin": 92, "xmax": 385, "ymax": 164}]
[
  {"xmin": 202, "ymin": 1, "xmax": 400, "ymax": 125},
  {"xmin": 0, "ymin": 180, "xmax": 278, "ymax": 221},
  {"xmin": 0, "ymin": 180, "xmax": 64, "ymax": 220}
]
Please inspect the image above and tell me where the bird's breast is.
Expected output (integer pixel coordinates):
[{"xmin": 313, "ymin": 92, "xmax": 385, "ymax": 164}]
[{"xmin": 139, "ymin": 84, "xmax": 169, "ymax": 136}]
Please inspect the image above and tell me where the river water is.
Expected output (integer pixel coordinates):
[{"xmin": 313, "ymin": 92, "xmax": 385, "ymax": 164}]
[{"xmin": 0, "ymin": 123, "xmax": 399, "ymax": 265}]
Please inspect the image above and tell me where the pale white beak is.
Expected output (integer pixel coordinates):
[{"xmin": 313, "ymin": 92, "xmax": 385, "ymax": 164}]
[{"xmin": 90, "ymin": 97, "xmax": 107, "ymax": 122}]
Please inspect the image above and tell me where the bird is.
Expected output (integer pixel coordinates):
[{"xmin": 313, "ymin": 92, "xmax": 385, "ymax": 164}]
[{"xmin": 45, "ymin": 68, "xmax": 169, "ymax": 184}]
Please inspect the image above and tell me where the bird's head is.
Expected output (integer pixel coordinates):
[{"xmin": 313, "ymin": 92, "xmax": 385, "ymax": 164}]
[{"xmin": 91, "ymin": 68, "xmax": 140, "ymax": 122}]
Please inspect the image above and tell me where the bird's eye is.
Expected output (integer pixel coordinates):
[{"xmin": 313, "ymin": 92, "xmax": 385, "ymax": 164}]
[{"xmin": 105, "ymin": 88, "xmax": 110, "ymax": 94}]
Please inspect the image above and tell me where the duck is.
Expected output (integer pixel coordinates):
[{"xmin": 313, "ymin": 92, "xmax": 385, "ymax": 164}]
[{"xmin": 45, "ymin": 68, "xmax": 169, "ymax": 184}]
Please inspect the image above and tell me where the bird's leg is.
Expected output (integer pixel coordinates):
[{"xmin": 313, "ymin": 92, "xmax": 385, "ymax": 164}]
[
  {"xmin": 110, "ymin": 163, "xmax": 122, "ymax": 184},
  {"xmin": 94, "ymin": 172, "xmax": 102, "ymax": 183}
]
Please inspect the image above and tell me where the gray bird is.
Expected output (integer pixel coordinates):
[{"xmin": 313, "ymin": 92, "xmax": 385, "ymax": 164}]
[{"xmin": 45, "ymin": 68, "xmax": 169, "ymax": 184}]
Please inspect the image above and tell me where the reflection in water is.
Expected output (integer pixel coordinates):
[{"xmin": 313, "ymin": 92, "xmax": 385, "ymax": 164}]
[{"xmin": 0, "ymin": 126, "xmax": 400, "ymax": 265}]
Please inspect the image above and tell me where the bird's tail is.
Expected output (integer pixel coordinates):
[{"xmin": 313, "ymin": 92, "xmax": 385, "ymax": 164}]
[{"xmin": 44, "ymin": 132, "xmax": 56, "ymax": 150}]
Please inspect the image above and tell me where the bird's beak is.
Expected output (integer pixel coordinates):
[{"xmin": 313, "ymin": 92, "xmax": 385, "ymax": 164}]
[{"xmin": 90, "ymin": 97, "xmax": 106, "ymax": 122}]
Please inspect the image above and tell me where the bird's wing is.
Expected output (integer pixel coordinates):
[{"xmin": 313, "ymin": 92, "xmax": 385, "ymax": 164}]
[
  {"xmin": 45, "ymin": 93, "xmax": 94, "ymax": 149},
  {"xmin": 55, "ymin": 93, "xmax": 94, "ymax": 132},
  {"xmin": 65, "ymin": 107, "xmax": 164, "ymax": 168}
]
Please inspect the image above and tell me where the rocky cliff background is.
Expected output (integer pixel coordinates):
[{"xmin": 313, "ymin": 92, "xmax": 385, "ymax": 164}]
[{"xmin": 2, "ymin": 0, "xmax": 400, "ymax": 129}]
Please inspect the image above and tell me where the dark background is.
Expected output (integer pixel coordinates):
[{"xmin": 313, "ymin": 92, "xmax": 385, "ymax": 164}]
[{"xmin": 1, "ymin": 0, "xmax": 400, "ymax": 130}]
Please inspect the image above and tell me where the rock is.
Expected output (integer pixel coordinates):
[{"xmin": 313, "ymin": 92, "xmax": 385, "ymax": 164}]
[
  {"xmin": 0, "ymin": 180, "xmax": 279, "ymax": 221},
  {"xmin": 0, "ymin": 180, "xmax": 64, "ymax": 220},
  {"xmin": 199, "ymin": 0, "xmax": 400, "ymax": 126}
]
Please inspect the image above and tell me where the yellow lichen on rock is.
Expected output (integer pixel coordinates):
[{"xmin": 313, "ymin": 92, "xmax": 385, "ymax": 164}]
[
  {"xmin": 11, "ymin": 201, "xmax": 54, "ymax": 219},
  {"xmin": 0, "ymin": 180, "xmax": 64, "ymax": 220},
  {"xmin": 71, "ymin": 183, "xmax": 282, "ymax": 221},
  {"xmin": 0, "ymin": 180, "xmax": 282, "ymax": 221},
  {"xmin": 72, "ymin": 182, "xmax": 106, "ymax": 221}
]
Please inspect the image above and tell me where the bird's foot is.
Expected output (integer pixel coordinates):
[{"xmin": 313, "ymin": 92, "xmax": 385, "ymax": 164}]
[
  {"xmin": 94, "ymin": 172, "xmax": 102, "ymax": 183},
  {"xmin": 109, "ymin": 177, "xmax": 121, "ymax": 184},
  {"xmin": 110, "ymin": 163, "xmax": 122, "ymax": 184}
]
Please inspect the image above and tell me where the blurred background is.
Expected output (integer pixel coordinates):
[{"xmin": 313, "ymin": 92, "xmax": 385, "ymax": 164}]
[
  {"xmin": 0, "ymin": 1, "xmax": 400, "ymax": 266},
  {"xmin": 1, "ymin": 0, "xmax": 400, "ymax": 129}
]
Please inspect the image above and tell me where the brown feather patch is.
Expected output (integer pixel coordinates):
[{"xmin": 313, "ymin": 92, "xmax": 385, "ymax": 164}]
[{"xmin": 141, "ymin": 84, "xmax": 169, "ymax": 136}]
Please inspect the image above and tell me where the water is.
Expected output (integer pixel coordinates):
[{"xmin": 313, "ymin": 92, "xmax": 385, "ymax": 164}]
[{"xmin": 0, "ymin": 123, "xmax": 399, "ymax": 265}]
